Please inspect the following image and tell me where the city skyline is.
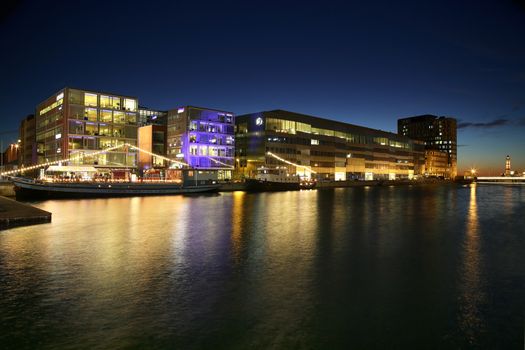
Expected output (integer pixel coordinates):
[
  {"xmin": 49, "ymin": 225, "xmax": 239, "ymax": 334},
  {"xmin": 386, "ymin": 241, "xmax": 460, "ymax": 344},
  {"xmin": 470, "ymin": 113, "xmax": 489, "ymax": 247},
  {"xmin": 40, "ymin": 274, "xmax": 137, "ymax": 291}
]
[{"xmin": 1, "ymin": 0, "xmax": 525, "ymax": 175}]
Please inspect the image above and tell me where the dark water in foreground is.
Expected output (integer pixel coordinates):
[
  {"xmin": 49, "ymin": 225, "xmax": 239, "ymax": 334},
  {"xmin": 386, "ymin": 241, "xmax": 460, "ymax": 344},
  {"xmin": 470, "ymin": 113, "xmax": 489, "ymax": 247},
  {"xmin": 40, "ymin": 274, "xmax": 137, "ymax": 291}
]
[{"xmin": 0, "ymin": 184, "xmax": 524, "ymax": 349}]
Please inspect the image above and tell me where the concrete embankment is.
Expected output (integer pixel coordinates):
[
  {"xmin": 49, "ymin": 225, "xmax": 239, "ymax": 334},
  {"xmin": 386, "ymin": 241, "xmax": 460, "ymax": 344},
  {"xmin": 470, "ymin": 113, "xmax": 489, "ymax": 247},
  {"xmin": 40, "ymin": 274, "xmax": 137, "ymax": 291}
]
[
  {"xmin": 0, "ymin": 196, "xmax": 51, "ymax": 230},
  {"xmin": 0, "ymin": 181, "xmax": 15, "ymax": 197}
]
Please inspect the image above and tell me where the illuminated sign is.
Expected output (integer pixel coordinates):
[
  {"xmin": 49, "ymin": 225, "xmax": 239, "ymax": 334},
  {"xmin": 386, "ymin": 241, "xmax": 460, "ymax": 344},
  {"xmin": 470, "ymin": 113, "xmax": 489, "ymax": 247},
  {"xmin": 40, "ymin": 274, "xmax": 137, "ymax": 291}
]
[
  {"xmin": 177, "ymin": 108, "xmax": 185, "ymax": 114},
  {"xmin": 255, "ymin": 117, "xmax": 263, "ymax": 126},
  {"xmin": 56, "ymin": 92, "xmax": 64, "ymax": 101}
]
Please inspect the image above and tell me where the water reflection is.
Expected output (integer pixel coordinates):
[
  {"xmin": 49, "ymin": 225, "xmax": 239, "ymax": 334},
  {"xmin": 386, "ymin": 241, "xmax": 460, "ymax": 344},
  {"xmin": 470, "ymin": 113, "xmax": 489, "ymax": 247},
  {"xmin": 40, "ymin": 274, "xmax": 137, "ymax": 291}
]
[
  {"xmin": 0, "ymin": 186, "xmax": 523, "ymax": 348},
  {"xmin": 458, "ymin": 184, "xmax": 485, "ymax": 345},
  {"xmin": 230, "ymin": 191, "xmax": 245, "ymax": 263}
]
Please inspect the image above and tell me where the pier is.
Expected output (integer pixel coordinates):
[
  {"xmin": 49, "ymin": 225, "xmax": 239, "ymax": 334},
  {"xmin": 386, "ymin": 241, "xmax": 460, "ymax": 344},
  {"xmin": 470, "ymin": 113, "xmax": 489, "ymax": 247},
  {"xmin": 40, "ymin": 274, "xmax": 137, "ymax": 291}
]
[{"xmin": 0, "ymin": 196, "xmax": 51, "ymax": 230}]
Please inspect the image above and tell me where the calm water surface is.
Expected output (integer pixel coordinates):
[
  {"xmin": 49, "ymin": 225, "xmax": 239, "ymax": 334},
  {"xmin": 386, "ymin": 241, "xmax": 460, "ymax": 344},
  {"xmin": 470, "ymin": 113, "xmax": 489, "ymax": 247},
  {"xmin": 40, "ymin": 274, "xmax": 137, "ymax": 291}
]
[{"xmin": 1, "ymin": 184, "xmax": 524, "ymax": 349}]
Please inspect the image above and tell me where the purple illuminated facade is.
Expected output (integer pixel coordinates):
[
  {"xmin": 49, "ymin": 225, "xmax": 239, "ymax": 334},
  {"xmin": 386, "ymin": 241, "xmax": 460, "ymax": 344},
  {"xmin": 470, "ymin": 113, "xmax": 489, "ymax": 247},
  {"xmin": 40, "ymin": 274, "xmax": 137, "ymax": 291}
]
[{"xmin": 167, "ymin": 106, "xmax": 235, "ymax": 179}]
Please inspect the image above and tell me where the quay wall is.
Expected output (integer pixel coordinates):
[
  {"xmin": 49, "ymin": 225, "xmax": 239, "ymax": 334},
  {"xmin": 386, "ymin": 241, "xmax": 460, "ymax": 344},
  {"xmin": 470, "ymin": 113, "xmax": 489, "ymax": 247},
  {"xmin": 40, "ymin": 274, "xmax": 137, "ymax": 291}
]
[{"xmin": 0, "ymin": 182, "xmax": 15, "ymax": 197}]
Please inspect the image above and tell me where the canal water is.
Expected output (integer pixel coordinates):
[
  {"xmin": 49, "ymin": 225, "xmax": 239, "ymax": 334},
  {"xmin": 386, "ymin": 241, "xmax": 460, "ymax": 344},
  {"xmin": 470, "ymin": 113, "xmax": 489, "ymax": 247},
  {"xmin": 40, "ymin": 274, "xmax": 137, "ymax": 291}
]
[{"xmin": 0, "ymin": 184, "xmax": 524, "ymax": 349}]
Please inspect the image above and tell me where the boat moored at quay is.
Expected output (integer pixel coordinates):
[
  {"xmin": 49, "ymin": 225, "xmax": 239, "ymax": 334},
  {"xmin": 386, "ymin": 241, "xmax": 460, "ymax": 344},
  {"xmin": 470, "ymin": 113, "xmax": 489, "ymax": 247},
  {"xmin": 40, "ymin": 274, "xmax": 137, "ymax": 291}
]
[
  {"xmin": 11, "ymin": 167, "xmax": 220, "ymax": 199},
  {"xmin": 12, "ymin": 177, "xmax": 220, "ymax": 199},
  {"xmin": 244, "ymin": 167, "xmax": 316, "ymax": 192}
]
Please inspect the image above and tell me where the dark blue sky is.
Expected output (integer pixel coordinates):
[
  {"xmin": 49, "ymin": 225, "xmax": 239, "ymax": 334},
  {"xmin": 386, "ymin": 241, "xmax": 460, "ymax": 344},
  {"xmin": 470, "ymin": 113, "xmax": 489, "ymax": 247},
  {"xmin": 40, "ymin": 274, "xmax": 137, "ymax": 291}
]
[{"xmin": 1, "ymin": 0, "xmax": 525, "ymax": 174}]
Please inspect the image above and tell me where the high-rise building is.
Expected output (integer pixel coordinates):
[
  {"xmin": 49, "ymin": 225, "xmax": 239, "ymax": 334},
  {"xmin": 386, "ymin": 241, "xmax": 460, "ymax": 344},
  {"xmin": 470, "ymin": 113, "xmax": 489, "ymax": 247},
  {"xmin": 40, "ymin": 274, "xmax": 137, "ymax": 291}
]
[
  {"xmin": 236, "ymin": 110, "xmax": 425, "ymax": 180},
  {"xmin": 166, "ymin": 106, "xmax": 235, "ymax": 179},
  {"xmin": 398, "ymin": 115, "xmax": 457, "ymax": 178},
  {"xmin": 35, "ymin": 88, "xmax": 139, "ymax": 169},
  {"xmin": 19, "ymin": 114, "xmax": 37, "ymax": 168}
]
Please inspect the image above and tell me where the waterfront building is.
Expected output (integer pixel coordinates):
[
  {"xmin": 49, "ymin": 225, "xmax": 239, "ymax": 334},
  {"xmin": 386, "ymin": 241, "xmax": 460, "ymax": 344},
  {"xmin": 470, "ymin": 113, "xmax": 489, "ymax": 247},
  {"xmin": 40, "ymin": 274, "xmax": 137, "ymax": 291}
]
[
  {"xmin": 35, "ymin": 88, "xmax": 139, "ymax": 168},
  {"xmin": 398, "ymin": 115, "xmax": 457, "ymax": 178},
  {"xmin": 166, "ymin": 106, "xmax": 235, "ymax": 180},
  {"xmin": 138, "ymin": 107, "xmax": 167, "ymax": 127},
  {"xmin": 19, "ymin": 114, "xmax": 37, "ymax": 168},
  {"xmin": 1, "ymin": 142, "xmax": 20, "ymax": 172},
  {"xmin": 235, "ymin": 110, "xmax": 425, "ymax": 181}
]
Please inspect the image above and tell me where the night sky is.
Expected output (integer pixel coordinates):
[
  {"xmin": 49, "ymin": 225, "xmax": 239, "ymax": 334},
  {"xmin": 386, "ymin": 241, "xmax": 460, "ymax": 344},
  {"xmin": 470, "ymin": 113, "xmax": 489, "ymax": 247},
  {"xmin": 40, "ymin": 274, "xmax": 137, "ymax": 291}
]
[{"xmin": 1, "ymin": 0, "xmax": 524, "ymax": 175}]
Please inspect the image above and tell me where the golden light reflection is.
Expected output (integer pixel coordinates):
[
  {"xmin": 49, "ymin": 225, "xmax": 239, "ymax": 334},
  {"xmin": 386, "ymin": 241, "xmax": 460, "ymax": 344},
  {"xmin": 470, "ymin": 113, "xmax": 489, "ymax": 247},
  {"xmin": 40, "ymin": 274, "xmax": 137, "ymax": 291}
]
[
  {"xmin": 459, "ymin": 183, "xmax": 484, "ymax": 344},
  {"xmin": 230, "ymin": 191, "xmax": 245, "ymax": 262}
]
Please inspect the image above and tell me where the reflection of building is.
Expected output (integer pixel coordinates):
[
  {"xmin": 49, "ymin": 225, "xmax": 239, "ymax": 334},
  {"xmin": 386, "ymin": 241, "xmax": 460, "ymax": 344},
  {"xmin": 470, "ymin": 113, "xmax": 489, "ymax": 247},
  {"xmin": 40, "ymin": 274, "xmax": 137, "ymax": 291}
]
[
  {"xmin": 36, "ymin": 88, "xmax": 139, "ymax": 168},
  {"xmin": 19, "ymin": 114, "xmax": 37, "ymax": 168},
  {"xmin": 398, "ymin": 115, "xmax": 457, "ymax": 178},
  {"xmin": 166, "ymin": 106, "xmax": 235, "ymax": 179},
  {"xmin": 236, "ymin": 110, "xmax": 425, "ymax": 180},
  {"xmin": 424, "ymin": 150, "xmax": 449, "ymax": 177}
]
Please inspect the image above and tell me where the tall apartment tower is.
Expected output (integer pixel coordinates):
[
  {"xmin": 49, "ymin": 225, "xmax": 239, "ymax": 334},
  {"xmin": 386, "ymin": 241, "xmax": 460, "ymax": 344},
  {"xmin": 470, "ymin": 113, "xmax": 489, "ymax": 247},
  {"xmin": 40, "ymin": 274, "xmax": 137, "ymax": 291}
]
[
  {"xmin": 505, "ymin": 155, "xmax": 511, "ymax": 176},
  {"xmin": 166, "ymin": 106, "xmax": 235, "ymax": 180},
  {"xmin": 35, "ymin": 88, "xmax": 139, "ymax": 168},
  {"xmin": 398, "ymin": 115, "xmax": 457, "ymax": 178}
]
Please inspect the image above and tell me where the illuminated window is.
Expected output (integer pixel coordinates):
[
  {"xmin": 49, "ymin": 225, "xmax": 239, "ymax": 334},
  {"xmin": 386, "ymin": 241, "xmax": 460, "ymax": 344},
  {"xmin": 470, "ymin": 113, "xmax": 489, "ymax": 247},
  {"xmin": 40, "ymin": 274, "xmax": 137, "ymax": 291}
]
[
  {"xmin": 311, "ymin": 139, "xmax": 319, "ymax": 145},
  {"xmin": 100, "ymin": 110, "xmax": 112, "ymax": 123},
  {"xmin": 84, "ymin": 93, "xmax": 98, "ymax": 107},
  {"xmin": 85, "ymin": 123, "xmax": 98, "ymax": 135},
  {"xmin": 85, "ymin": 108, "xmax": 98, "ymax": 121},
  {"xmin": 113, "ymin": 111, "xmax": 125, "ymax": 124},
  {"xmin": 124, "ymin": 99, "xmax": 137, "ymax": 111},
  {"xmin": 113, "ymin": 126, "xmax": 124, "ymax": 138},
  {"xmin": 126, "ymin": 113, "xmax": 137, "ymax": 124},
  {"xmin": 99, "ymin": 125, "xmax": 112, "ymax": 136},
  {"xmin": 100, "ymin": 95, "xmax": 121, "ymax": 109},
  {"xmin": 209, "ymin": 147, "xmax": 218, "ymax": 156}
]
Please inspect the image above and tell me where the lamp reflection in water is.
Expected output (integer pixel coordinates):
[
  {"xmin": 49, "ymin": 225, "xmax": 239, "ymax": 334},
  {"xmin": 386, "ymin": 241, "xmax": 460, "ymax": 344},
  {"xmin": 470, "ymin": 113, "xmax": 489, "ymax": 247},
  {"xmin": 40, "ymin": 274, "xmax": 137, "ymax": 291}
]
[
  {"xmin": 230, "ymin": 191, "xmax": 245, "ymax": 263},
  {"xmin": 458, "ymin": 183, "xmax": 485, "ymax": 344}
]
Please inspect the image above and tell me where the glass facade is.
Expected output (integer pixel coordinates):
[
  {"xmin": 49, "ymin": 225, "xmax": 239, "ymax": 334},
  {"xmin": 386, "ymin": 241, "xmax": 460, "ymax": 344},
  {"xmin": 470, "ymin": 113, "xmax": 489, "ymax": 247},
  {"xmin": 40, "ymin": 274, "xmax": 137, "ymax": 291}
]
[
  {"xmin": 35, "ymin": 88, "xmax": 138, "ymax": 168},
  {"xmin": 167, "ymin": 106, "xmax": 235, "ymax": 177},
  {"xmin": 236, "ymin": 110, "xmax": 425, "ymax": 180}
]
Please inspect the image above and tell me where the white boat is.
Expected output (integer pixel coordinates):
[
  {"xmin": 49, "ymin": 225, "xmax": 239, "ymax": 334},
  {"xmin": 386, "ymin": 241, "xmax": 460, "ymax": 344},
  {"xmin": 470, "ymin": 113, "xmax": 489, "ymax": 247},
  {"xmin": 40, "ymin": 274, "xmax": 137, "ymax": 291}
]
[{"xmin": 245, "ymin": 167, "xmax": 316, "ymax": 192}]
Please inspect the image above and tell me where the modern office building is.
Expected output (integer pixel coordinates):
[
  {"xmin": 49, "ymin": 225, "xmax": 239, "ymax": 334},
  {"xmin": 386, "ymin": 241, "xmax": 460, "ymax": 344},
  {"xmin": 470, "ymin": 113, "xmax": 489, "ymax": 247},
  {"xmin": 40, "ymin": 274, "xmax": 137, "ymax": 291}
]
[
  {"xmin": 166, "ymin": 106, "xmax": 235, "ymax": 179},
  {"xmin": 235, "ymin": 110, "xmax": 425, "ymax": 180},
  {"xmin": 19, "ymin": 114, "xmax": 37, "ymax": 168},
  {"xmin": 35, "ymin": 87, "xmax": 139, "ymax": 168},
  {"xmin": 398, "ymin": 115, "xmax": 457, "ymax": 178},
  {"xmin": 138, "ymin": 107, "xmax": 168, "ymax": 127}
]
